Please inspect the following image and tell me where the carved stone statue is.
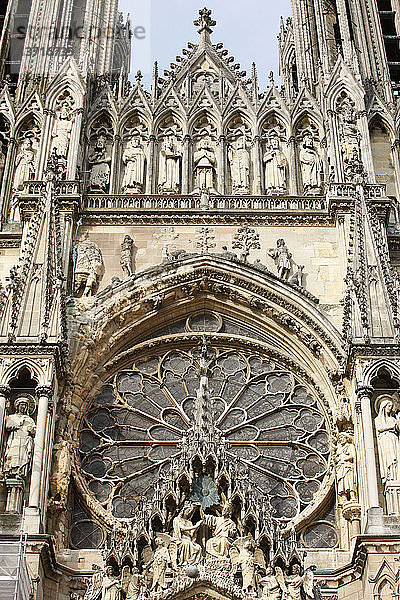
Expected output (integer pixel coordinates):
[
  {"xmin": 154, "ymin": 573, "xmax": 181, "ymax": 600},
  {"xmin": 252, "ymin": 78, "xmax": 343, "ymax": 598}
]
[
  {"xmin": 375, "ymin": 395, "xmax": 400, "ymax": 483},
  {"xmin": 260, "ymin": 566, "xmax": 285, "ymax": 600},
  {"xmin": 285, "ymin": 564, "xmax": 314, "ymax": 600},
  {"xmin": 172, "ymin": 504, "xmax": 203, "ymax": 566},
  {"xmin": 151, "ymin": 537, "xmax": 170, "ymax": 591},
  {"xmin": 194, "ymin": 137, "xmax": 217, "ymax": 192},
  {"xmin": 337, "ymin": 97, "xmax": 360, "ymax": 164},
  {"xmin": 299, "ymin": 132, "xmax": 322, "ymax": 195},
  {"xmin": 88, "ymin": 135, "xmax": 111, "ymax": 193},
  {"xmin": 230, "ymin": 538, "xmax": 257, "ymax": 592},
  {"xmin": 202, "ymin": 502, "xmax": 237, "ymax": 558},
  {"xmin": 125, "ymin": 567, "xmax": 141, "ymax": 600},
  {"xmin": 52, "ymin": 102, "xmax": 73, "ymax": 158},
  {"xmin": 228, "ymin": 137, "xmax": 251, "ymax": 195},
  {"xmin": 101, "ymin": 565, "xmax": 121, "ymax": 600},
  {"xmin": 263, "ymin": 134, "xmax": 288, "ymax": 195},
  {"xmin": 50, "ymin": 438, "xmax": 71, "ymax": 505},
  {"xmin": 336, "ymin": 432, "xmax": 357, "ymax": 503},
  {"xmin": 268, "ymin": 239, "xmax": 292, "ymax": 279},
  {"xmin": 158, "ymin": 136, "xmax": 182, "ymax": 193},
  {"xmin": 120, "ymin": 235, "xmax": 135, "ymax": 278},
  {"xmin": 13, "ymin": 138, "xmax": 36, "ymax": 190},
  {"xmin": 288, "ymin": 265, "xmax": 305, "ymax": 288},
  {"xmin": 122, "ymin": 138, "xmax": 146, "ymax": 193},
  {"xmin": 3, "ymin": 396, "xmax": 36, "ymax": 478},
  {"xmin": 74, "ymin": 232, "xmax": 103, "ymax": 297}
]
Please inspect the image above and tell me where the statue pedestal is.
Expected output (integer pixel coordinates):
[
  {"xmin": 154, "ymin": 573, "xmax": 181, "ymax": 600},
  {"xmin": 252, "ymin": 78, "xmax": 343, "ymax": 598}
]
[
  {"xmin": 5, "ymin": 477, "xmax": 25, "ymax": 513},
  {"xmin": 384, "ymin": 480, "xmax": 400, "ymax": 514},
  {"xmin": 342, "ymin": 501, "xmax": 361, "ymax": 539}
]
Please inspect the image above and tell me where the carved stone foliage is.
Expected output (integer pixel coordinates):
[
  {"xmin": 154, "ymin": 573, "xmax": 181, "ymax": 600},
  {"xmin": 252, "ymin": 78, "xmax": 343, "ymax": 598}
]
[
  {"xmin": 87, "ymin": 115, "xmax": 113, "ymax": 193},
  {"xmin": 77, "ymin": 344, "xmax": 330, "ymax": 526},
  {"xmin": 261, "ymin": 117, "xmax": 288, "ymax": 195}
]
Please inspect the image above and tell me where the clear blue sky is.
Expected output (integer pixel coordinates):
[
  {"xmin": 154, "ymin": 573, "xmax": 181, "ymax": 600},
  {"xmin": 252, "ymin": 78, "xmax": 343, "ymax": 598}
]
[{"xmin": 118, "ymin": 0, "xmax": 292, "ymax": 88}]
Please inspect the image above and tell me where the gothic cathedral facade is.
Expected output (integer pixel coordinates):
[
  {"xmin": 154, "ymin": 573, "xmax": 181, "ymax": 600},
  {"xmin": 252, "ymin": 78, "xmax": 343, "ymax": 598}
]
[{"xmin": 0, "ymin": 1, "xmax": 399, "ymax": 599}]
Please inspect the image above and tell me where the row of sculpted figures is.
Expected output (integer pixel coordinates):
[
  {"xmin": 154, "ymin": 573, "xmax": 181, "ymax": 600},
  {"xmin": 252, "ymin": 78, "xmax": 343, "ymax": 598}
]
[
  {"xmin": 0, "ymin": 89, "xmax": 370, "ymax": 221},
  {"xmin": 83, "ymin": 497, "xmax": 317, "ymax": 600}
]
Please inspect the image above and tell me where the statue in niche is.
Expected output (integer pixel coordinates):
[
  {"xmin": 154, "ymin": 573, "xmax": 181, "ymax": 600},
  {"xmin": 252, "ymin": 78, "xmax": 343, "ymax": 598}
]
[
  {"xmin": 172, "ymin": 504, "xmax": 203, "ymax": 566},
  {"xmin": 3, "ymin": 396, "xmax": 36, "ymax": 478},
  {"xmin": 374, "ymin": 395, "xmax": 400, "ymax": 483},
  {"xmin": 74, "ymin": 232, "xmax": 103, "ymax": 297},
  {"xmin": 51, "ymin": 101, "xmax": 73, "ymax": 158},
  {"xmin": 101, "ymin": 565, "xmax": 121, "ymax": 600},
  {"xmin": 337, "ymin": 97, "xmax": 360, "ymax": 164},
  {"xmin": 268, "ymin": 239, "xmax": 292, "ymax": 280},
  {"xmin": 260, "ymin": 566, "xmax": 286, "ymax": 600},
  {"xmin": 284, "ymin": 564, "xmax": 314, "ymax": 600},
  {"xmin": 50, "ymin": 437, "xmax": 71, "ymax": 505},
  {"xmin": 158, "ymin": 135, "xmax": 182, "ymax": 193},
  {"xmin": 299, "ymin": 132, "xmax": 323, "ymax": 195},
  {"xmin": 13, "ymin": 138, "xmax": 36, "ymax": 190},
  {"xmin": 122, "ymin": 137, "xmax": 146, "ymax": 193},
  {"xmin": 228, "ymin": 137, "xmax": 251, "ymax": 195},
  {"xmin": 263, "ymin": 132, "xmax": 288, "ymax": 195},
  {"xmin": 201, "ymin": 501, "xmax": 237, "ymax": 558},
  {"xmin": 120, "ymin": 235, "xmax": 135, "ymax": 278},
  {"xmin": 88, "ymin": 135, "xmax": 111, "ymax": 193},
  {"xmin": 151, "ymin": 537, "xmax": 170, "ymax": 591},
  {"xmin": 336, "ymin": 432, "xmax": 357, "ymax": 503},
  {"xmin": 125, "ymin": 567, "xmax": 141, "ymax": 600},
  {"xmin": 194, "ymin": 137, "xmax": 217, "ymax": 192}
]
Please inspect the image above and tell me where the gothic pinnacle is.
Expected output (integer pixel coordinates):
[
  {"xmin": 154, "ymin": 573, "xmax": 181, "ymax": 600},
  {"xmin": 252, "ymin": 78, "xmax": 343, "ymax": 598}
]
[{"xmin": 194, "ymin": 7, "xmax": 216, "ymax": 45}]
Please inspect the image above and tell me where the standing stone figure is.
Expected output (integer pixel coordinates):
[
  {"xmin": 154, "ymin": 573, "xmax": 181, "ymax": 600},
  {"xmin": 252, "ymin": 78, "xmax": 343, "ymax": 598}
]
[
  {"xmin": 51, "ymin": 102, "xmax": 73, "ymax": 158},
  {"xmin": 336, "ymin": 432, "xmax": 357, "ymax": 503},
  {"xmin": 337, "ymin": 97, "xmax": 360, "ymax": 164},
  {"xmin": 88, "ymin": 135, "xmax": 111, "ymax": 193},
  {"xmin": 151, "ymin": 537, "xmax": 170, "ymax": 591},
  {"xmin": 263, "ymin": 134, "xmax": 288, "ymax": 195},
  {"xmin": 202, "ymin": 502, "xmax": 237, "ymax": 558},
  {"xmin": 232, "ymin": 538, "xmax": 257, "ymax": 592},
  {"xmin": 285, "ymin": 564, "xmax": 314, "ymax": 600},
  {"xmin": 299, "ymin": 132, "xmax": 322, "ymax": 195},
  {"xmin": 158, "ymin": 136, "xmax": 182, "ymax": 193},
  {"xmin": 3, "ymin": 396, "xmax": 36, "ymax": 478},
  {"xmin": 120, "ymin": 235, "xmax": 135, "ymax": 278},
  {"xmin": 375, "ymin": 395, "xmax": 400, "ymax": 483},
  {"xmin": 194, "ymin": 137, "xmax": 217, "ymax": 192},
  {"xmin": 228, "ymin": 137, "xmax": 251, "ymax": 195},
  {"xmin": 122, "ymin": 138, "xmax": 146, "ymax": 193},
  {"xmin": 74, "ymin": 233, "xmax": 103, "ymax": 297},
  {"xmin": 50, "ymin": 438, "xmax": 71, "ymax": 505},
  {"xmin": 13, "ymin": 138, "xmax": 36, "ymax": 190},
  {"xmin": 268, "ymin": 239, "xmax": 292, "ymax": 280},
  {"xmin": 101, "ymin": 565, "xmax": 121, "ymax": 600},
  {"xmin": 172, "ymin": 504, "xmax": 203, "ymax": 566},
  {"xmin": 260, "ymin": 566, "xmax": 285, "ymax": 600}
]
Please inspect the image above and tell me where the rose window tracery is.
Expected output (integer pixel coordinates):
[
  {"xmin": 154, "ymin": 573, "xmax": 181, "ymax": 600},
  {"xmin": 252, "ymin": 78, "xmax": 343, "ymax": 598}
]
[{"xmin": 78, "ymin": 344, "xmax": 331, "ymax": 525}]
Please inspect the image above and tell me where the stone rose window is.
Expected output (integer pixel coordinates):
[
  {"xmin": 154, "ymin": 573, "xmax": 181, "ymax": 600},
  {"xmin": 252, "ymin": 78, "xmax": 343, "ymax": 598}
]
[{"xmin": 77, "ymin": 344, "xmax": 331, "ymax": 525}]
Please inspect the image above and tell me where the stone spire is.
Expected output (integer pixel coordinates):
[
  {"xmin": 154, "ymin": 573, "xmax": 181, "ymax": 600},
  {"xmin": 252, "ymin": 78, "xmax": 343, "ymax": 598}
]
[{"xmin": 194, "ymin": 7, "xmax": 216, "ymax": 47}]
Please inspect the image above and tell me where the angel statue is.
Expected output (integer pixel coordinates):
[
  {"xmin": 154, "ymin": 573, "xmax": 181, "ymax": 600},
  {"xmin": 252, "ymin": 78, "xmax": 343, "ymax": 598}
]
[
  {"xmin": 260, "ymin": 566, "xmax": 286, "ymax": 600},
  {"xmin": 201, "ymin": 501, "xmax": 238, "ymax": 558},
  {"xmin": 172, "ymin": 504, "xmax": 203, "ymax": 566},
  {"xmin": 83, "ymin": 564, "xmax": 103, "ymax": 600},
  {"xmin": 230, "ymin": 537, "xmax": 265, "ymax": 592},
  {"xmin": 285, "ymin": 564, "xmax": 315, "ymax": 600}
]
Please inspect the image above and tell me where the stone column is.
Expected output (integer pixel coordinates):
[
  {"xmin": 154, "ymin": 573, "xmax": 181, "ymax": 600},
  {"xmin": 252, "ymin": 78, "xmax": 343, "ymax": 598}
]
[
  {"xmin": 0, "ymin": 384, "xmax": 10, "ymax": 447},
  {"xmin": 28, "ymin": 385, "xmax": 53, "ymax": 509},
  {"xmin": 146, "ymin": 134, "xmax": 156, "ymax": 194},
  {"xmin": 253, "ymin": 136, "xmax": 262, "ymax": 195},
  {"xmin": 357, "ymin": 386, "xmax": 380, "ymax": 509},
  {"xmin": 217, "ymin": 135, "xmax": 226, "ymax": 194},
  {"xmin": 288, "ymin": 135, "xmax": 298, "ymax": 195},
  {"xmin": 182, "ymin": 135, "xmax": 191, "ymax": 194}
]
